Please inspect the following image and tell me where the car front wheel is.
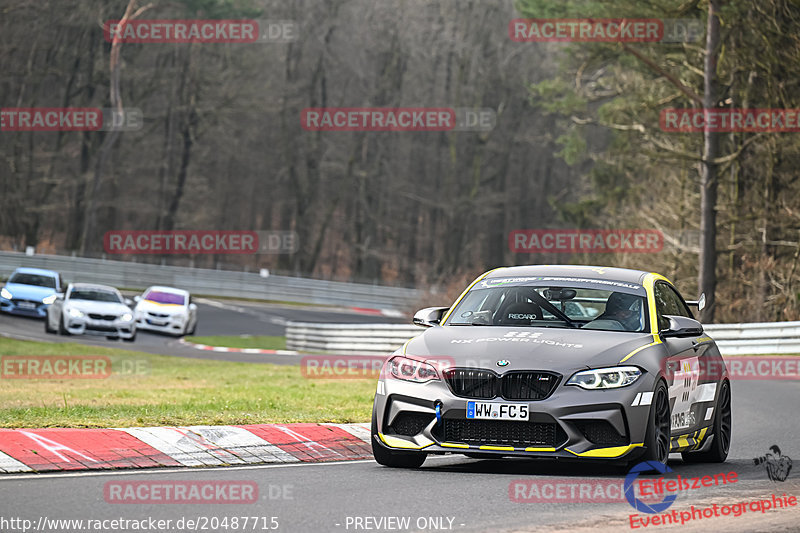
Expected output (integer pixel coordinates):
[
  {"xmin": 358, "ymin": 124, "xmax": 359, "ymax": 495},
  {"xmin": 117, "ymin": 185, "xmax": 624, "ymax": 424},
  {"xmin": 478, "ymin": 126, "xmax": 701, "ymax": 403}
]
[
  {"xmin": 681, "ymin": 380, "xmax": 731, "ymax": 463},
  {"xmin": 642, "ymin": 380, "xmax": 671, "ymax": 465},
  {"xmin": 371, "ymin": 412, "xmax": 426, "ymax": 468},
  {"xmin": 58, "ymin": 315, "xmax": 69, "ymax": 335}
]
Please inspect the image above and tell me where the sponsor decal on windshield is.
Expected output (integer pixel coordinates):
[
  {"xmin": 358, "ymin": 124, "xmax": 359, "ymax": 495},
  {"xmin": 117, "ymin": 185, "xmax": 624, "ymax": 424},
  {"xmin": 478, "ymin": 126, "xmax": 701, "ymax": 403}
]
[{"xmin": 480, "ymin": 276, "xmax": 642, "ymax": 291}]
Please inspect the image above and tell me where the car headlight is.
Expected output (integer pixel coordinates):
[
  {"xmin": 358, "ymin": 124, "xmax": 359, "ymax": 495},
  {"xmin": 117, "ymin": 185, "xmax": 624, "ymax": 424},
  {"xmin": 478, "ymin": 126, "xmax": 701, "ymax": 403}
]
[
  {"xmin": 1, "ymin": 288, "xmax": 12, "ymax": 299},
  {"xmin": 42, "ymin": 294, "xmax": 57, "ymax": 305},
  {"xmin": 567, "ymin": 366, "xmax": 642, "ymax": 389},
  {"xmin": 386, "ymin": 356, "xmax": 440, "ymax": 383},
  {"xmin": 120, "ymin": 313, "xmax": 133, "ymax": 322},
  {"xmin": 67, "ymin": 308, "xmax": 85, "ymax": 318}
]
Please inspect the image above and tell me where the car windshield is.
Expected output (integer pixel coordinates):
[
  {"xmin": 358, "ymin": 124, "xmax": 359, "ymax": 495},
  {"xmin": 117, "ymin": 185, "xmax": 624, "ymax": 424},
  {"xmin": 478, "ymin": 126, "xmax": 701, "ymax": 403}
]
[
  {"xmin": 8, "ymin": 273, "xmax": 56, "ymax": 289},
  {"xmin": 144, "ymin": 290, "xmax": 186, "ymax": 305},
  {"xmin": 69, "ymin": 289, "xmax": 122, "ymax": 303},
  {"xmin": 446, "ymin": 278, "xmax": 649, "ymax": 332}
]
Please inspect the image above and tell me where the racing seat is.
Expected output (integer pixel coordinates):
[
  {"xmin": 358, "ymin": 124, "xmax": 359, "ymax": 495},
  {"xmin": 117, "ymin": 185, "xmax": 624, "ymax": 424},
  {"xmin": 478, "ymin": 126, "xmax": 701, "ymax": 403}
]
[{"xmin": 496, "ymin": 301, "xmax": 543, "ymax": 326}]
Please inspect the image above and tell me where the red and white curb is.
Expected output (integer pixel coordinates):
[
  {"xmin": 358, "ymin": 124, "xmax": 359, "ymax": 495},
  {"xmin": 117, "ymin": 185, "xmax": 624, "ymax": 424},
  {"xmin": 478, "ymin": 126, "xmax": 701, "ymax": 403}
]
[
  {"xmin": 178, "ymin": 338, "xmax": 299, "ymax": 355},
  {"xmin": 0, "ymin": 423, "xmax": 372, "ymax": 473}
]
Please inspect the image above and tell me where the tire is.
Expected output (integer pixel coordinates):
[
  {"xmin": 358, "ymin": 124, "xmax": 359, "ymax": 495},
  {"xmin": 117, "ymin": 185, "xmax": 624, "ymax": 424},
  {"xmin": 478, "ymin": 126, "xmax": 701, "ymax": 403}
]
[
  {"xmin": 370, "ymin": 411, "xmax": 427, "ymax": 468},
  {"xmin": 682, "ymin": 380, "xmax": 731, "ymax": 463},
  {"xmin": 123, "ymin": 333, "xmax": 136, "ymax": 343},
  {"xmin": 44, "ymin": 315, "xmax": 55, "ymax": 334},
  {"xmin": 57, "ymin": 315, "xmax": 69, "ymax": 335},
  {"xmin": 188, "ymin": 320, "xmax": 197, "ymax": 335},
  {"xmin": 642, "ymin": 380, "xmax": 671, "ymax": 465}
]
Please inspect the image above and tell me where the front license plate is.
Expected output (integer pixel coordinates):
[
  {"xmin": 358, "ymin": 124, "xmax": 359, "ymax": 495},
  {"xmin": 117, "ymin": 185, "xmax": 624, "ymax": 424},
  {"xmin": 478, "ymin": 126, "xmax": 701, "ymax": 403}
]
[
  {"xmin": 466, "ymin": 401, "xmax": 529, "ymax": 421},
  {"xmin": 18, "ymin": 302, "xmax": 36, "ymax": 309}
]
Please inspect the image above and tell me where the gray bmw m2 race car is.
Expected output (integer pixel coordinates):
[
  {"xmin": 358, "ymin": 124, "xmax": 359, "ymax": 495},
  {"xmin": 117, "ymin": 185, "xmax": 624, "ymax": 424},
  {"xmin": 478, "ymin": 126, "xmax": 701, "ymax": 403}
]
[{"xmin": 371, "ymin": 265, "xmax": 732, "ymax": 468}]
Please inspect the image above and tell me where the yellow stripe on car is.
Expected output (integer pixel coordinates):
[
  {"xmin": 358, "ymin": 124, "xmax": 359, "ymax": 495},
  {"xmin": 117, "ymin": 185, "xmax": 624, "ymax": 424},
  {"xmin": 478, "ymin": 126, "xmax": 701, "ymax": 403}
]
[
  {"xmin": 565, "ymin": 443, "xmax": 643, "ymax": 458},
  {"xmin": 642, "ymin": 272, "xmax": 671, "ymax": 336},
  {"xmin": 378, "ymin": 434, "xmax": 432, "ymax": 450},
  {"xmin": 441, "ymin": 442, "xmax": 470, "ymax": 449},
  {"xmin": 478, "ymin": 445, "xmax": 515, "ymax": 451},
  {"xmin": 524, "ymin": 447, "xmax": 557, "ymax": 452},
  {"xmin": 619, "ymin": 340, "xmax": 660, "ymax": 364},
  {"xmin": 440, "ymin": 267, "xmax": 504, "ymax": 324},
  {"xmin": 618, "ymin": 272, "xmax": 670, "ymax": 363}
]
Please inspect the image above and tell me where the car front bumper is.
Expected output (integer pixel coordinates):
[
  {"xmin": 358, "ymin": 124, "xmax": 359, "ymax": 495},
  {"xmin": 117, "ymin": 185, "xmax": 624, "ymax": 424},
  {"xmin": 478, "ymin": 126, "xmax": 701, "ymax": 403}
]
[
  {"xmin": 136, "ymin": 314, "xmax": 186, "ymax": 334},
  {"xmin": 372, "ymin": 372, "xmax": 664, "ymax": 461},
  {"xmin": 65, "ymin": 317, "xmax": 136, "ymax": 339},
  {"xmin": 0, "ymin": 297, "xmax": 47, "ymax": 318}
]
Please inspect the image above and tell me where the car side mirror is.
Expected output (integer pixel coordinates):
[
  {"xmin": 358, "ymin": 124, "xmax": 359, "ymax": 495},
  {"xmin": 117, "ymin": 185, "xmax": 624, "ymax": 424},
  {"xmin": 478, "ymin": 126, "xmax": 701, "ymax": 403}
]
[
  {"xmin": 660, "ymin": 315, "xmax": 704, "ymax": 338},
  {"xmin": 412, "ymin": 307, "xmax": 449, "ymax": 328},
  {"xmin": 189, "ymin": 303, "xmax": 197, "ymax": 311},
  {"xmin": 133, "ymin": 295, "xmax": 141, "ymax": 302},
  {"xmin": 124, "ymin": 298, "xmax": 134, "ymax": 307},
  {"xmin": 56, "ymin": 293, "xmax": 64, "ymax": 300}
]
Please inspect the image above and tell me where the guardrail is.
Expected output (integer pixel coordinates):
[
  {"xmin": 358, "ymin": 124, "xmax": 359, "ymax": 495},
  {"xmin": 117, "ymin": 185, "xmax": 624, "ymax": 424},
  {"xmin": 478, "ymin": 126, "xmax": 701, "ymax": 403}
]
[
  {"xmin": 286, "ymin": 321, "xmax": 800, "ymax": 356},
  {"xmin": 0, "ymin": 251, "xmax": 420, "ymax": 310},
  {"xmin": 703, "ymin": 321, "xmax": 800, "ymax": 355},
  {"xmin": 286, "ymin": 322, "xmax": 424, "ymax": 355}
]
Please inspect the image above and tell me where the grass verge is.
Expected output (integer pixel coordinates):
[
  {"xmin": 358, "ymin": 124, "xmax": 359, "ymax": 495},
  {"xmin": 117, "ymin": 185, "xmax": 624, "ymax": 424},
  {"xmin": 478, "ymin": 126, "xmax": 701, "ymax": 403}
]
[
  {"xmin": 0, "ymin": 338, "xmax": 374, "ymax": 428},
  {"xmin": 185, "ymin": 335, "xmax": 286, "ymax": 350}
]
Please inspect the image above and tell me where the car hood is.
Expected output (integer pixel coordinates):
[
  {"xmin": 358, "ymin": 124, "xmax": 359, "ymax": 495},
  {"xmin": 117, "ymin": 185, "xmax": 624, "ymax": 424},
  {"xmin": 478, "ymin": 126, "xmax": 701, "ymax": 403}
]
[
  {"xmin": 67, "ymin": 300, "xmax": 131, "ymax": 315},
  {"xmin": 135, "ymin": 299, "xmax": 186, "ymax": 315},
  {"xmin": 404, "ymin": 326, "xmax": 657, "ymax": 375},
  {"xmin": 4, "ymin": 283, "xmax": 57, "ymax": 300}
]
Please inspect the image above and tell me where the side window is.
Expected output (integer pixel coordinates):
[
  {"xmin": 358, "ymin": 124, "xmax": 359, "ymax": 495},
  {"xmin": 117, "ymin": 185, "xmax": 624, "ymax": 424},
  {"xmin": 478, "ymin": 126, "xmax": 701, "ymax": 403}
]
[
  {"xmin": 654, "ymin": 283, "xmax": 679, "ymax": 330},
  {"xmin": 664, "ymin": 284, "xmax": 693, "ymax": 319}
]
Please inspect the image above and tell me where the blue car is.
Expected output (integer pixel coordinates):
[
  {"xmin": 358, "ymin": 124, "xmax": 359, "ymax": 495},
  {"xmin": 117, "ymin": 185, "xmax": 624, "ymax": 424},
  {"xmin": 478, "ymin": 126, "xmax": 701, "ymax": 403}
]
[{"xmin": 0, "ymin": 267, "xmax": 64, "ymax": 318}]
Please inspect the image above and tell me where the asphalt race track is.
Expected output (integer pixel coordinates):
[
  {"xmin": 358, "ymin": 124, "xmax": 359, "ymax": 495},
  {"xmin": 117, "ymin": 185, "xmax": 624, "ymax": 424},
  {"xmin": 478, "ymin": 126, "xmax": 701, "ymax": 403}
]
[
  {"xmin": 0, "ymin": 298, "xmax": 403, "ymax": 364},
  {"xmin": 1, "ymin": 380, "xmax": 798, "ymax": 533}
]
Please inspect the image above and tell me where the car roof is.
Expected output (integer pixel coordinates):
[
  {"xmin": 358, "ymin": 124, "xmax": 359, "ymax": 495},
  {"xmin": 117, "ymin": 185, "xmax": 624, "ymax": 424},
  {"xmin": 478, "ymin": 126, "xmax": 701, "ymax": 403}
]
[
  {"xmin": 69, "ymin": 283, "xmax": 120, "ymax": 292},
  {"xmin": 483, "ymin": 265, "xmax": 655, "ymax": 285},
  {"xmin": 145, "ymin": 286, "xmax": 189, "ymax": 296},
  {"xmin": 11, "ymin": 267, "xmax": 59, "ymax": 277}
]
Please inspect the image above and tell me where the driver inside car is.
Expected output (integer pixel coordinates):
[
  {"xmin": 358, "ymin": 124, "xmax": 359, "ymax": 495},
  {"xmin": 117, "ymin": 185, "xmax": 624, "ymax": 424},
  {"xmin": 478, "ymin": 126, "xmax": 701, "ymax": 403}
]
[{"xmin": 595, "ymin": 291, "xmax": 643, "ymax": 331}]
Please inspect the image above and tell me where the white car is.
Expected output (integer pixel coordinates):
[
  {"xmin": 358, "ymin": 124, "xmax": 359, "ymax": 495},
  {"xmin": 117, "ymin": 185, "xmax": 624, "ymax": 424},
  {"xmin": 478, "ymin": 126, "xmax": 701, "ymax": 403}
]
[
  {"xmin": 45, "ymin": 283, "xmax": 136, "ymax": 341},
  {"xmin": 134, "ymin": 286, "xmax": 197, "ymax": 336}
]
